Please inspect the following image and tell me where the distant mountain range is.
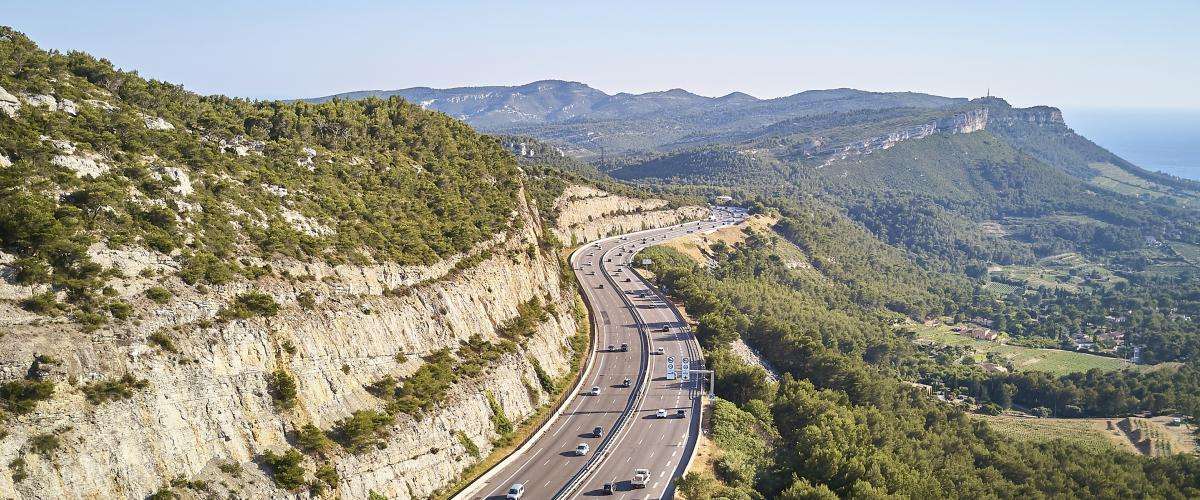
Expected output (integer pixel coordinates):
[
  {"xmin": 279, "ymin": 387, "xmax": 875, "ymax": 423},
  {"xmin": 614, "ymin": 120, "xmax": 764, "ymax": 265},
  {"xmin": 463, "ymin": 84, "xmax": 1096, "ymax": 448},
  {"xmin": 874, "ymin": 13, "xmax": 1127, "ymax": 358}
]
[
  {"xmin": 302, "ymin": 80, "xmax": 967, "ymax": 155},
  {"xmin": 303, "ymin": 80, "xmax": 1200, "ymax": 202}
]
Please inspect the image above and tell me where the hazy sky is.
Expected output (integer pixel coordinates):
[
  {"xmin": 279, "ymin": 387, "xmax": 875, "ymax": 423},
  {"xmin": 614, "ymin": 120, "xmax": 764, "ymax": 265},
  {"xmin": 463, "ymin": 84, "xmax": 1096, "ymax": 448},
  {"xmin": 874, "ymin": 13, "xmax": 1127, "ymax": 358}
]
[{"xmin": 5, "ymin": 0, "xmax": 1199, "ymax": 109}]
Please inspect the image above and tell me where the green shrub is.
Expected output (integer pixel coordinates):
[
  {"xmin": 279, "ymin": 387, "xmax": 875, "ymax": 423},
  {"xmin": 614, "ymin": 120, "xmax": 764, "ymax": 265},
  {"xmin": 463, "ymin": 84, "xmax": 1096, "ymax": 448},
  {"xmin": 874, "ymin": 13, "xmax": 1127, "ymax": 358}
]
[
  {"xmin": 145, "ymin": 286, "xmax": 171, "ymax": 304},
  {"xmin": 0, "ymin": 380, "xmax": 55, "ymax": 415},
  {"xmin": 147, "ymin": 488, "xmax": 175, "ymax": 500},
  {"xmin": 148, "ymin": 330, "xmax": 177, "ymax": 353},
  {"xmin": 11, "ymin": 257, "xmax": 50, "ymax": 285},
  {"xmin": 9, "ymin": 457, "xmax": 27, "ymax": 483},
  {"xmin": 29, "ymin": 433, "xmax": 60, "ymax": 457},
  {"xmin": 456, "ymin": 431, "xmax": 480, "ymax": 458},
  {"xmin": 330, "ymin": 410, "xmax": 393, "ymax": 453},
  {"xmin": 20, "ymin": 292, "xmax": 61, "ymax": 314},
  {"xmin": 496, "ymin": 298, "xmax": 548, "ymax": 339},
  {"xmin": 107, "ymin": 301, "xmax": 133, "ymax": 320},
  {"xmin": 486, "ymin": 391, "xmax": 513, "ymax": 437},
  {"xmin": 169, "ymin": 476, "xmax": 207, "ymax": 491},
  {"xmin": 76, "ymin": 311, "xmax": 107, "ymax": 332},
  {"xmin": 33, "ymin": 354, "xmax": 61, "ymax": 366},
  {"xmin": 530, "ymin": 358, "xmax": 555, "ymax": 393},
  {"xmin": 268, "ymin": 369, "xmax": 298, "ymax": 410},
  {"xmin": 295, "ymin": 423, "xmax": 332, "ymax": 455},
  {"xmin": 218, "ymin": 461, "xmax": 242, "ymax": 477},
  {"xmin": 179, "ymin": 251, "xmax": 235, "ymax": 285},
  {"xmin": 81, "ymin": 374, "xmax": 149, "ymax": 404},
  {"xmin": 297, "ymin": 291, "xmax": 316, "ymax": 310},
  {"xmin": 385, "ymin": 349, "xmax": 457, "ymax": 417},
  {"xmin": 259, "ymin": 448, "xmax": 306, "ymax": 491},
  {"xmin": 314, "ymin": 463, "xmax": 338, "ymax": 489},
  {"xmin": 220, "ymin": 292, "xmax": 279, "ymax": 320},
  {"xmin": 142, "ymin": 231, "xmax": 176, "ymax": 253}
]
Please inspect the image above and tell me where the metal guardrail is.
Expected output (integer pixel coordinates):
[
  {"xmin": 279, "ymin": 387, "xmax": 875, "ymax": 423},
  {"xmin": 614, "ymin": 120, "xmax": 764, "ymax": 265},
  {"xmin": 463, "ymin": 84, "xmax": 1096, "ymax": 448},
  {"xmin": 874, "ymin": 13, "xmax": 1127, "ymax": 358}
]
[
  {"xmin": 556, "ymin": 218, "xmax": 729, "ymax": 499},
  {"xmin": 453, "ymin": 235, "xmax": 620, "ymax": 500},
  {"xmin": 553, "ymin": 236, "xmax": 655, "ymax": 499},
  {"xmin": 458, "ymin": 213, "xmax": 738, "ymax": 500}
]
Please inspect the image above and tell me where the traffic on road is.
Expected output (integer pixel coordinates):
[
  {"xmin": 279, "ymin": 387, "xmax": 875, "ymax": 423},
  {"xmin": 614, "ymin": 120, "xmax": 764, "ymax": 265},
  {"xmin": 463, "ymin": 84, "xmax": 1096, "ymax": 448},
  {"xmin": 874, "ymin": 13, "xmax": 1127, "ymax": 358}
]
[{"xmin": 461, "ymin": 205, "xmax": 747, "ymax": 500}]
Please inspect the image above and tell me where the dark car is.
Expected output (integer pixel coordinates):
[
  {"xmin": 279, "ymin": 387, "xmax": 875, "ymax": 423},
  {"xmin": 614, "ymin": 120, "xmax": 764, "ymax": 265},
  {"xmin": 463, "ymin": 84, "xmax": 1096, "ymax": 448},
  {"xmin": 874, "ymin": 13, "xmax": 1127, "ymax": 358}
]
[
  {"xmin": 593, "ymin": 426, "xmax": 604, "ymax": 438},
  {"xmin": 602, "ymin": 481, "xmax": 615, "ymax": 495},
  {"xmin": 677, "ymin": 409, "xmax": 686, "ymax": 418},
  {"xmin": 620, "ymin": 343, "xmax": 629, "ymax": 352}
]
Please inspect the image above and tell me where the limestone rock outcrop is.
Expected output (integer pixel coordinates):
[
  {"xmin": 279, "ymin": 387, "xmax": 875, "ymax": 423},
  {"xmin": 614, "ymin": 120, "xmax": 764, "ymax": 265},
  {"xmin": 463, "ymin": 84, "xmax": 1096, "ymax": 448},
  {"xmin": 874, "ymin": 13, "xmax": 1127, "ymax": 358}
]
[
  {"xmin": 814, "ymin": 108, "xmax": 989, "ymax": 166},
  {"xmin": 0, "ymin": 85, "xmax": 21, "ymax": 117},
  {"xmin": 0, "ymin": 187, "xmax": 580, "ymax": 499},
  {"xmin": 553, "ymin": 185, "xmax": 709, "ymax": 244}
]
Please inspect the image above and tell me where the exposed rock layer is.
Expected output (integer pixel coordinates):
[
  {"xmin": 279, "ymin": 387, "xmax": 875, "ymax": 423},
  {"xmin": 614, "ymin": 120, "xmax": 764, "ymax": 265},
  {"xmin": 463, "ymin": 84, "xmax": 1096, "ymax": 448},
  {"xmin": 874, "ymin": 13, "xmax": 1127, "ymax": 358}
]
[
  {"xmin": 0, "ymin": 182, "xmax": 706, "ymax": 499},
  {"xmin": 553, "ymin": 185, "xmax": 709, "ymax": 244}
]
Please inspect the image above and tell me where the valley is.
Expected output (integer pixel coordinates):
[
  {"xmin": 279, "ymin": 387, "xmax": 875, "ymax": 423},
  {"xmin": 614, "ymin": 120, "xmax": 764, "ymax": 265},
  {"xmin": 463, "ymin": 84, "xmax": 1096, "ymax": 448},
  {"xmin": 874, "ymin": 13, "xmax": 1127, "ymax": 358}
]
[{"xmin": 3, "ymin": 17, "xmax": 1200, "ymax": 500}]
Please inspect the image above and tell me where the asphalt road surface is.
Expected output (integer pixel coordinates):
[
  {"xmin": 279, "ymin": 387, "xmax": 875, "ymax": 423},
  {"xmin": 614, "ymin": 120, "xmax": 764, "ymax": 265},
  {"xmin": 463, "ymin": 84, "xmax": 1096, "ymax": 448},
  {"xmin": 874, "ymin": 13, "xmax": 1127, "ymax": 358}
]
[{"xmin": 469, "ymin": 207, "xmax": 746, "ymax": 500}]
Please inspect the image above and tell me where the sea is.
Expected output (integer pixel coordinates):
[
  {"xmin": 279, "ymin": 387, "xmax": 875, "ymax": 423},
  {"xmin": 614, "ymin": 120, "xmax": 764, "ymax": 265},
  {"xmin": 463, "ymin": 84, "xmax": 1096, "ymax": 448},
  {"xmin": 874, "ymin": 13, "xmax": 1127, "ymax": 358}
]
[{"xmin": 1064, "ymin": 108, "xmax": 1200, "ymax": 181}]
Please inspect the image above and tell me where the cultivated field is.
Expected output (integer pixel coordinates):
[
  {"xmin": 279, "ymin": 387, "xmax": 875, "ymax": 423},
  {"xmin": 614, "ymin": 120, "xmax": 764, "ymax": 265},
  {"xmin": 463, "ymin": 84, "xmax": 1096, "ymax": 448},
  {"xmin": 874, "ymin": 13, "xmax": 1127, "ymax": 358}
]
[
  {"xmin": 1169, "ymin": 241, "xmax": 1200, "ymax": 267},
  {"xmin": 974, "ymin": 413, "xmax": 1198, "ymax": 457},
  {"xmin": 1086, "ymin": 162, "xmax": 1200, "ymax": 203},
  {"xmin": 912, "ymin": 322, "xmax": 1132, "ymax": 376},
  {"xmin": 973, "ymin": 414, "xmax": 1128, "ymax": 454},
  {"xmin": 989, "ymin": 252, "xmax": 1124, "ymax": 294}
]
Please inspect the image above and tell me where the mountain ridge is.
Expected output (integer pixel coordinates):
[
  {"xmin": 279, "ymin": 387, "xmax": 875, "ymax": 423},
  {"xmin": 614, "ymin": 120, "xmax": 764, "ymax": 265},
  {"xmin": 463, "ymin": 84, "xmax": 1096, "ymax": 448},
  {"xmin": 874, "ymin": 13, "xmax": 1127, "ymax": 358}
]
[{"xmin": 301, "ymin": 80, "xmax": 967, "ymax": 135}]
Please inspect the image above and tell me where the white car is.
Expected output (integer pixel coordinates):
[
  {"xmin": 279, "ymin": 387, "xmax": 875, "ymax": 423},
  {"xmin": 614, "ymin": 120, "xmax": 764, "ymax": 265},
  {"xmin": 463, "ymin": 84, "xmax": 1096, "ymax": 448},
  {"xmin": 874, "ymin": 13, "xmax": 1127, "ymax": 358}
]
[
  {"xmin": 587, "ymin": 386, "xmax": 601, "ymax": 395},
  {"xmin": 575, "ymin": 443, "xmax": 590, "ymax": 456},
  {"xmin": 506, "ymin": 483, "xmax": 525, "ymax": 499},
  {"xmin": 631, "ymin": 469, "xmax": 650, "ymax": 488},
  {"xmin": 655, "ymin": 409, "xmax": 667, "ymax": 418}
]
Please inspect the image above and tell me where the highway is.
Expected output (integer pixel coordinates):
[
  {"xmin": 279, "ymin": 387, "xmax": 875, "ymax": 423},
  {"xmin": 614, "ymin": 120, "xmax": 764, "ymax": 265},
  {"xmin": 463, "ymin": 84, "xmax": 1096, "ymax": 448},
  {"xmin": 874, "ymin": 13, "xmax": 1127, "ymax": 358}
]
[{"xmin": 460, "ymin": 206, "xmax": 746, "ymax": 500}]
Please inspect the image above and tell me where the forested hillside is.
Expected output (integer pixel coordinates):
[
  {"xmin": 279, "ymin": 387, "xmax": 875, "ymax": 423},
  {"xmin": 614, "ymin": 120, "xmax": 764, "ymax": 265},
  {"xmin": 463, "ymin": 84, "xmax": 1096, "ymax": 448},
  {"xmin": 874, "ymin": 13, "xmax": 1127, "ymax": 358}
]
[
  {"xmin": 639, "ymin": 224, "xmax": 1200, "ymax": 499},
  {"xmin": 0, "ymin": 27, "xmax": 706, "ymax": 499},
  {"xmin": 0, "ymin": 26, "xmax": 530, "ymax": 328},
  {"xmin": 595, "ymin": 79, "xmax": 1200, "ymax": 497}
]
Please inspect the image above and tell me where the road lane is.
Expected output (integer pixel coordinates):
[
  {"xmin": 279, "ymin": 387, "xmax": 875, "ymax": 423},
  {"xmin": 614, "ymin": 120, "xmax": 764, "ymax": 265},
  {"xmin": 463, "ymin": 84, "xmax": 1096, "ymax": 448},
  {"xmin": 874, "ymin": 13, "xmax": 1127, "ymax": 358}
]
[
  {"xmin": 459, "ymin": 207, "xmax": 746, "ymax": 500},
  {"xmin": 575, "ymin": 217, "xmax": 733, "ymax": 499}
]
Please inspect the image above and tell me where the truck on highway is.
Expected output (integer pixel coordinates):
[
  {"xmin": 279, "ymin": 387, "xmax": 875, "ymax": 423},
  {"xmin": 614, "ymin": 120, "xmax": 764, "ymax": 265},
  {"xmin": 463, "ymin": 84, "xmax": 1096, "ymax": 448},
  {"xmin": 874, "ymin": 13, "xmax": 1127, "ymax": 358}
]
[{"xmin": 631, "ymin": 468, "xmax": 650, "ymax": 488}]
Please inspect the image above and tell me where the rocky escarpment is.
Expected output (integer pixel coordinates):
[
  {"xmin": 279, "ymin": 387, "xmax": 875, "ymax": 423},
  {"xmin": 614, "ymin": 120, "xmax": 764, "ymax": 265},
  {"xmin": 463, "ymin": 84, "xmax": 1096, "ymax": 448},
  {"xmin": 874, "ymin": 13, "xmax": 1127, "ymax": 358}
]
[
  {"xmin": 804, "ymin": 100, "xmax": 1071, "ymax": 167},
  {"xmin": 552, "ymin": 185, "xmax": 710, "ymax": 244},
  {"xmin": 811, "ymin": 108, "xmax": 989, "ymax": 166},
  {"xmin": 0, "ymin": 187, "xmax": 580, "ymax": 499}
]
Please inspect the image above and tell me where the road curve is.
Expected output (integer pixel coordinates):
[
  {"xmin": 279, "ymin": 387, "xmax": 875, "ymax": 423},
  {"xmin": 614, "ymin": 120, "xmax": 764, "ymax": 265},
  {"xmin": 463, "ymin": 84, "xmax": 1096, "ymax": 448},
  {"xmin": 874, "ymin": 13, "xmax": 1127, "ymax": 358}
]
[{"xmin": 457, "ymin": 207, "xmax": 746, "ymax": 500}]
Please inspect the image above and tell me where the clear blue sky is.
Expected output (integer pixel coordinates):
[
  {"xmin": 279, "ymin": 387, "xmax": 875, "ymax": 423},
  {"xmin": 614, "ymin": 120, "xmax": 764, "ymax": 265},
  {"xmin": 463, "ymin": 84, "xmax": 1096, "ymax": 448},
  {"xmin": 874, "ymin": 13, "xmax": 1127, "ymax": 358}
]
[{"xmin": 5, "ymin": 0, "xmax": 1199, "ymax": 109}]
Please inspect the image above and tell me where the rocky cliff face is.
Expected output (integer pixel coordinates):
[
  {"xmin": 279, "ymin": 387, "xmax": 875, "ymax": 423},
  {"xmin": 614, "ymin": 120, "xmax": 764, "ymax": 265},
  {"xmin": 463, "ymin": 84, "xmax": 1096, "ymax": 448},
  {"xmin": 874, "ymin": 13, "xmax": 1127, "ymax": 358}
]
[
  {"xmin": 552, "ymin": 185, "xmax": 710, "ymax": 245},
  {"xmin": 813, "ymin": 108, "xmax": 989, "ymax": 166},
  {"xmin": 0, "ymin": 187, "xmax": 579, "ymax": 499},
  {"xmin": 802, "ymin": 102, "xmax": 1073, "ymax": 168},
  {"xmin": 0, "ymin": 179, "xmax": 712, "ymax": 499}
]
